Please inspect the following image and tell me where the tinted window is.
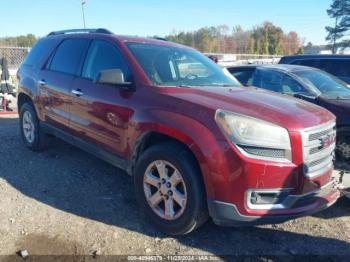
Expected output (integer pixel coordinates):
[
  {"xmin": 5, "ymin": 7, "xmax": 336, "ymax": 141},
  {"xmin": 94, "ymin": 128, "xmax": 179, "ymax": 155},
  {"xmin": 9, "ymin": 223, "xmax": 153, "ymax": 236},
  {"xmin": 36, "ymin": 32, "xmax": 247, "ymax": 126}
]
[
  {"xmin": 256, "ymin": 69, "xmax": 307, "ymax": 95},
  {"xmin": 48, "ymin": 39, "xmax": 90, "ymax": 75},
  {"xmin": 318, "ymin": 59, "xmax": 350, "ymax": 77},
  {"xmin": 293, "ymin": 59, "xmax": 320, "ymax": 68},
  {"xmin": 281, "ymin": 75, "xmax": 306, "ymax": 95},
  {"xmin": 228, "ymin": 68, "xmax": 255, "ymax": 86},
  {"xmin": 23, "ymin": 38, "xmax": 56, "ymax": 66},
  {"xmin": 82, "ymin": 40, "xmax": 130, "ymax": 81},
  {"xmin": 258, "ymin": 70, "xmax": 284, "ymax": 92}
]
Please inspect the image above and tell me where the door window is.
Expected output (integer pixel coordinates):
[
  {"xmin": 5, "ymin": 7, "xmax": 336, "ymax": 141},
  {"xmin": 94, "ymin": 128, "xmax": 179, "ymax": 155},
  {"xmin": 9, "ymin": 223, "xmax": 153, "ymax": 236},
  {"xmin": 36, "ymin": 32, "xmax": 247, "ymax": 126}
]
[
  {"xmin": 259, "ymin": 70, "xmax": 284, "ymax": 93},
  {"xmin": 228, "ymin": 68, "xmax": 255, "ymax": 86},
  {"xmin": 82, "ymin": 40, "xmax": 130, "ymax": 81},
  {"xmin": 281, "ymin": 75, "xmax": 306, "ymax": 96},
  {"xmin": 47, "ymin": 39, "xmax": 90, "ymax": 75}
]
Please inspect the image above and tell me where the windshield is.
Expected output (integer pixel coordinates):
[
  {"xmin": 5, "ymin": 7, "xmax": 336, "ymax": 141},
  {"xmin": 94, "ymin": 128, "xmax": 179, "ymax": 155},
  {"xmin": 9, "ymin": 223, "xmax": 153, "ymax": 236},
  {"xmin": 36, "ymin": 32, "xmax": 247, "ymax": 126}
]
[
  {"xmin": 293, "ymin": 70, "xmax": 350, "ymax": 98},
  {"xmin": 126, "ymin": 43, "xmax": 240, "ymax": 87}
]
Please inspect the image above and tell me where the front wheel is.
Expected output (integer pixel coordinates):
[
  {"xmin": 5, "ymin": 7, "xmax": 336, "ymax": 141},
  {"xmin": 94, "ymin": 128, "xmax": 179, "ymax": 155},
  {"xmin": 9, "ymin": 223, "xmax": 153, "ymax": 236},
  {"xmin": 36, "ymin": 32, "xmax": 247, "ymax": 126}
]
[{"xmin": 134, "ymin": 143, "xmax": 208, "ymax": 235}]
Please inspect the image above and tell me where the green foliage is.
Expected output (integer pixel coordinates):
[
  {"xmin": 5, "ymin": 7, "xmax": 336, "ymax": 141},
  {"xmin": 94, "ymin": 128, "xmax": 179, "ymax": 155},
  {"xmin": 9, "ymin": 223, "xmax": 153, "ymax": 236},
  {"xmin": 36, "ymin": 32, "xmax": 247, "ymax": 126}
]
[
  {"xmin": 0, "ymin": 34, "xmax": 37, "ymax": 47},
  {"xmin": 166, "ymin": 22, "xmax": 302, "ymax": 55},
  {"xmin": 326, "ymin": 0, "xmax": 350, "ymax": 53}
]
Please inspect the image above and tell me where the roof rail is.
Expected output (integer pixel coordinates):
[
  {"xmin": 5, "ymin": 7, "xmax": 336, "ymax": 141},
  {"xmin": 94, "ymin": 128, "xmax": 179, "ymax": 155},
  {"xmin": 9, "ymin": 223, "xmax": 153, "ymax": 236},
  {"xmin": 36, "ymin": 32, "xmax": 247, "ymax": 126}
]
[
  {"xmin": 47, "ymin": 28, "xmax": 113, "ymax": 36},
  {"xmin": 151, "ymin": 36, "xmax": 168, "ymax": 41}
]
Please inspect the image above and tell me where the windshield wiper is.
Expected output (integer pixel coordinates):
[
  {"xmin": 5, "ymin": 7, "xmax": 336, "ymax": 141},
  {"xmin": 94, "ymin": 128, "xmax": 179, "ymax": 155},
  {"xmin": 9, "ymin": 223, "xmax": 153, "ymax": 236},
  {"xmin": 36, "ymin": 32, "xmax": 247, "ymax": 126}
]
[
  {"xmin": 178, "ymin": 84, "xmax": 194, "ymax": 88},
  {"xmin": 210, "ymin": 83, "xmax": 238, "ymax": 87}
]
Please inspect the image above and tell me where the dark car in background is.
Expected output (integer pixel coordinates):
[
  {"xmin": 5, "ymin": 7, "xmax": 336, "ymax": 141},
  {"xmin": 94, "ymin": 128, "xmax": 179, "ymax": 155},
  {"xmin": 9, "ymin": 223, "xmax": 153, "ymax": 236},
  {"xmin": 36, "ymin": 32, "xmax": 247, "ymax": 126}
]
[
  {"xmin": 227, "ymin": 64, "xmax": 350, "ymax": 161},
  {"xmin": 279, "ymin": 55, "xmax": 350, "ymax": 84}
]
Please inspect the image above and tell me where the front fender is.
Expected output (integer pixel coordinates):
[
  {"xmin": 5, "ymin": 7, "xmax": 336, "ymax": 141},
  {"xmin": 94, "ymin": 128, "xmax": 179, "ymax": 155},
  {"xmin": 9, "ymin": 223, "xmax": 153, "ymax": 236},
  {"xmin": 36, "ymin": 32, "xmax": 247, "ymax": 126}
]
[{"xmin": 128, "ymin": 110, "xmax": 229, "ymax": 198}]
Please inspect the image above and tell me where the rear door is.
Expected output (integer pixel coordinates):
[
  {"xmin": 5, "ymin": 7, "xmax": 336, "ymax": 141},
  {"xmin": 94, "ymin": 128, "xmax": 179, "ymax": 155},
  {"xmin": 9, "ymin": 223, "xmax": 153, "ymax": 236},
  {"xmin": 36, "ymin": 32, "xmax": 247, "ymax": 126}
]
[
  {"xmin": 37, "ymin": 38, "xmax": 90, "ymax": 130},
  {"xmin": 69, "ymin": 39, "xmax": 134, "ymax": 157}
]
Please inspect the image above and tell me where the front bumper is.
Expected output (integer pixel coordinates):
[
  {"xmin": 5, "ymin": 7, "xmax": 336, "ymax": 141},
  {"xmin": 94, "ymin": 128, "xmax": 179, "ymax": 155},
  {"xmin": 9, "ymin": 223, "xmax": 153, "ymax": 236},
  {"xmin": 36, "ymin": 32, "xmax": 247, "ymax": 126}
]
[{"xmin": 208, "ymin": 182, "xmax": 340, "ymax": 226}]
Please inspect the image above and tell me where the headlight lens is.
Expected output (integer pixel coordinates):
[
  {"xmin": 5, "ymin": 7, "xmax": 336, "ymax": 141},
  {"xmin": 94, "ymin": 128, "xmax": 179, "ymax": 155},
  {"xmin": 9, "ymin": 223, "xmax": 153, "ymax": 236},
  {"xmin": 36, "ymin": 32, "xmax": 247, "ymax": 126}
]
[{"xmin": 215, "ymin": 110, "xmax": 292, "ymax": 161}]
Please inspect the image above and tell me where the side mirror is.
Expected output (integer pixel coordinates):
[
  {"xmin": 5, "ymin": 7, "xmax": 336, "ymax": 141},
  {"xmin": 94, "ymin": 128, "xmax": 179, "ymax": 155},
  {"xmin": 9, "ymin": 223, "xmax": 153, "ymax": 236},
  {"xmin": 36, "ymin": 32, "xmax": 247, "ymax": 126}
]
[{"xmin": 95, "ymin": 69, "xmax": 133, "ymax": 90}]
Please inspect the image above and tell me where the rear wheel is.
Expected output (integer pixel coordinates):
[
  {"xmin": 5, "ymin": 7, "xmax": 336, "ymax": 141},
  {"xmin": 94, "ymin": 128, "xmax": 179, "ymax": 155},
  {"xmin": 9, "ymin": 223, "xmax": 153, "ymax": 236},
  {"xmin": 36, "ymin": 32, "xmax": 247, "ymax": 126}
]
[
  {"xmin": 19, "ymin": 102, "xmax": 48, "ymax": 151},
  {"xmin": 134, "ymin": 143, "xmax": 208, "ymax": 235},
  {"xmin": 336, "ymin": 128, "xmax": 350, "ymax": 162}
]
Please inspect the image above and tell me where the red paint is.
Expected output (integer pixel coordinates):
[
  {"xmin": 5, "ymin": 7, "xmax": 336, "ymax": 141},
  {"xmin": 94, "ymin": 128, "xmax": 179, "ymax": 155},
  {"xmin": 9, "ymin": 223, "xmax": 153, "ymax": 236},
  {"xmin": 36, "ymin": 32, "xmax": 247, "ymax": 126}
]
[{"xmin": 18, "ymin": 33, "xmax": 338, "ymax": 222}]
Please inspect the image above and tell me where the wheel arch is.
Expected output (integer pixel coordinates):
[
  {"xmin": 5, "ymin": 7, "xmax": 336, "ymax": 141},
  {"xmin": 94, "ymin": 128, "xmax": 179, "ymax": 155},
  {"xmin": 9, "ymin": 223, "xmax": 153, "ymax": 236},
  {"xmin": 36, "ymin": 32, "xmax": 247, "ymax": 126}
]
[{"xmin": 127, "ymin": 127, "xmax": 216, "ymax": 196}]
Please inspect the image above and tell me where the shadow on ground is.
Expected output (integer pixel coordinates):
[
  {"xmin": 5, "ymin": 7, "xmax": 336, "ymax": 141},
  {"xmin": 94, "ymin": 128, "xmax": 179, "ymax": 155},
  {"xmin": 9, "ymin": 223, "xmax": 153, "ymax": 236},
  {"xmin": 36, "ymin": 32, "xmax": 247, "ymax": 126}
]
[{"xmin": 0, "ymin": 117, "xmax": 350, "ymax": 256}]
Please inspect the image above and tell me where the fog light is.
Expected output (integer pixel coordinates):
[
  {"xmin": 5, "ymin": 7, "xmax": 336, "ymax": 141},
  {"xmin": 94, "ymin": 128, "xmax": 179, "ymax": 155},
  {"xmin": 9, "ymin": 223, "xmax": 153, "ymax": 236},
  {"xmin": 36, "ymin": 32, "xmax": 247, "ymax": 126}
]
[{"xmin": 247, "ymin": 189, "xmax": 292, "ymax": 210}]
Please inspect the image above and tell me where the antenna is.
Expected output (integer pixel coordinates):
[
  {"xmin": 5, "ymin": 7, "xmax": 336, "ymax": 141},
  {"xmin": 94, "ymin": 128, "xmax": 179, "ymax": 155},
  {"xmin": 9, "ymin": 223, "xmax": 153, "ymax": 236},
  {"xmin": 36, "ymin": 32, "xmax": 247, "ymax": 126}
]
[{"xmin": 81, "ymin": 0, "xmax": 86, "ymax": 29}]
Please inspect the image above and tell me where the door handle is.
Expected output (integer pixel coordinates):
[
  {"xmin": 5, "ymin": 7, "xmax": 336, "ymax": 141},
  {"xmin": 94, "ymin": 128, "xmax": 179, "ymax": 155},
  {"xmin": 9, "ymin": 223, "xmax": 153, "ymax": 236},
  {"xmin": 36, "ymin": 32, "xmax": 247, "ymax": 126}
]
[
  {"xmin": 38, "ymin": 80, "xmax": 47, "ymax": 87},
  {"xmin": 71, "ymin": 89, "xmax": 84, "ymax": 97}
]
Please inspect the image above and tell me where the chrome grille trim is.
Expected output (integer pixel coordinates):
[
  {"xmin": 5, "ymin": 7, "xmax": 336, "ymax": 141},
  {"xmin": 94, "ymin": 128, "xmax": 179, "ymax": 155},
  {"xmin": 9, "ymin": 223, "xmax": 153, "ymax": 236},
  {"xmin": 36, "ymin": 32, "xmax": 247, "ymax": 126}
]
[{"xmin": 301, "ymin": 121, "xmax": 336, "ymax": 179}]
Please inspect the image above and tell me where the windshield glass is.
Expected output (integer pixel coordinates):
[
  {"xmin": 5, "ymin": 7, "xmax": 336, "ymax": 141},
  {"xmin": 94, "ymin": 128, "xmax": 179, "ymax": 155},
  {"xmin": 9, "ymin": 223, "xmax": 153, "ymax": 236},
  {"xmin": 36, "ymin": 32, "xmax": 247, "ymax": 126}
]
[
  {"xmin": 293, "ymin": 70, "xmax": 350, "ymax": 98},
  {"xmin": 126, "ymin": 43, "xmax": 240, "ymax": 87}
]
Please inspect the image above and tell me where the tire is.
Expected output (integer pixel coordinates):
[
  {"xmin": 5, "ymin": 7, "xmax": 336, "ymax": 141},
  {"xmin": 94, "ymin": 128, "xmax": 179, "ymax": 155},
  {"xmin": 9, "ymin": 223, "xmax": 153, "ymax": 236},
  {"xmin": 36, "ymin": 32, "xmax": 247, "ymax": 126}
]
[
  {"xmin": 336, "ymin": 127, "xmax": 350, "ymax": 162},
  {"xmin": 134, "ymin": 142, "xmax": 208, "ymax": 235},
  {"xmin": 19, "ymin": 102, "xmax": 48, "ymax": 151}
]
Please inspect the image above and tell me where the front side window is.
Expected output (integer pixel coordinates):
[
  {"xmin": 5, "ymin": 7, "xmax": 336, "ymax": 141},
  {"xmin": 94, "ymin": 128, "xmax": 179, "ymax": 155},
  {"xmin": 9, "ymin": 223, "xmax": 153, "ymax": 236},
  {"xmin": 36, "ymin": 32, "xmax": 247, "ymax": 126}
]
[
  {"xmin": 258, "ymin": 69, "xmax": 285, "ymax": 93},
  {"xmin": 48, "ymin": 39, "xmax": 90, "ymax": 75},
  {"xmin": 281, "ymin": 75, "xmax": 307, "ymax": 96},
  {"xmin": 82, "ymin": 40, "xmax": 130, "ymax": 81},
  {"xmin": 255, "ymin": 69, "xmax": 308, "ymax": 96},
  {"xmin": 126, "ymin": 43, "xmax": 240, "ymax": 87}
]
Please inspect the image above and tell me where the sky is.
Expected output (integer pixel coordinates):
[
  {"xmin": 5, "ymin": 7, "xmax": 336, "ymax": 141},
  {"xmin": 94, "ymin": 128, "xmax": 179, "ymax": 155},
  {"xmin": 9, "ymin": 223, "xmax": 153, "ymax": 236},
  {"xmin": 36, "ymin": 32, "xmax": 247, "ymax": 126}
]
[{"xmin": 2, "ymin": 0, "xmax": 333, "ymax": 45}]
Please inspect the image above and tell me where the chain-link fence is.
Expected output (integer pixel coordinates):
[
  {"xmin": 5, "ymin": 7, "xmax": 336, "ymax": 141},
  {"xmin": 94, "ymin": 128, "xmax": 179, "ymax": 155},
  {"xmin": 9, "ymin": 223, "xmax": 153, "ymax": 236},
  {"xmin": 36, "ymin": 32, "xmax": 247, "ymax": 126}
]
[{"xmin": 0, "ymin": 46, "xmax": 30, "ymax": 70}]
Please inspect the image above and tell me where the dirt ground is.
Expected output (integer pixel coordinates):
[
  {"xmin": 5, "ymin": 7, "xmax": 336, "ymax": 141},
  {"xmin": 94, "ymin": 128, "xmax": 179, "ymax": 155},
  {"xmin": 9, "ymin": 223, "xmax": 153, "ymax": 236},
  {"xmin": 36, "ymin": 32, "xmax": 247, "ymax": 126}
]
[{"xmin": 0, "ymin": 114, "xmax": 350, "ymax": 260}]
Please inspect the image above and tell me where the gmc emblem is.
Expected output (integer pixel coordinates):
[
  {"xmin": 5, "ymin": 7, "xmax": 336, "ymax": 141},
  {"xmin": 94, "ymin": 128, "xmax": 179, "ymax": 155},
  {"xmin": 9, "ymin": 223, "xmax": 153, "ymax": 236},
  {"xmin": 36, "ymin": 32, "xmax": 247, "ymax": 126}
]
[{"xmin": 319, "ymin": 134, "xmax": 336, "ymax": 149}]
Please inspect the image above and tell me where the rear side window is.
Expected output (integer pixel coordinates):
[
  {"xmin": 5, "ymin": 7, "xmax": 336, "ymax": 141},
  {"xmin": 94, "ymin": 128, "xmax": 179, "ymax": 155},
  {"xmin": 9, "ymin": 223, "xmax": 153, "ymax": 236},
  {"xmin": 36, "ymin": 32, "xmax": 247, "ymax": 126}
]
[
  {"xmin": 23, "ymin": 38, "xmax": 57, "ymax": 66},
  {"xmin": 228, "ymin": 68, "xmax": 255, "ymax": 86},
  {"xmin": 82, "ymin": 40, "xmax": 130, "ymax": 81},
  {"xmin": 47, "ymin": 39, "xmax": 90, "ymax": 75}
]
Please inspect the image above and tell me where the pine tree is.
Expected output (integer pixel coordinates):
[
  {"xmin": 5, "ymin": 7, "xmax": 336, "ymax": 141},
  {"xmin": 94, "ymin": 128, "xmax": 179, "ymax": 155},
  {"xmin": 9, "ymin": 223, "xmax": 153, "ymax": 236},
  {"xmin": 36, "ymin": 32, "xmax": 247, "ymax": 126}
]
[{"xmin": 326, "ymin": 0, "xmax": 350, "ymax": 53}]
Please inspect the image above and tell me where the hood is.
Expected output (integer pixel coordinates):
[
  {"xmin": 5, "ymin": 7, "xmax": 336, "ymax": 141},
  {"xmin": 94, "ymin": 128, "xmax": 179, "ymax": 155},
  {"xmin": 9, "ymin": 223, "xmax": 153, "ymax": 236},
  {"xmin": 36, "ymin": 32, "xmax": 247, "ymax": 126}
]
[
  {"xmin": 164, "ymin": 86, "xmax": 335, "ymax": 131},
  {"xmin": 318, "ymin": 96, "xmax": 350, "ymax": 125},
  {"xmin": 318, "ymin": 95, "xmax": 350, "ymax": 110}
]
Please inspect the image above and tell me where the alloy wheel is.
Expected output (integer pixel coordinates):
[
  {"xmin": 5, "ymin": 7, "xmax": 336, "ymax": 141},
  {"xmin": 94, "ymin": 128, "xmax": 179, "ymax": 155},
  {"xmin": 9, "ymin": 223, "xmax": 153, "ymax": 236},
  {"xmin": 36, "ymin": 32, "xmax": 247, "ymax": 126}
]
[
  {"xmin": 22, "ymin": 111, "xmax": 35, "ymax": 144},
  {"xmin": 143, "ymin": 160, "xmax": 187, "ymax": 220}
]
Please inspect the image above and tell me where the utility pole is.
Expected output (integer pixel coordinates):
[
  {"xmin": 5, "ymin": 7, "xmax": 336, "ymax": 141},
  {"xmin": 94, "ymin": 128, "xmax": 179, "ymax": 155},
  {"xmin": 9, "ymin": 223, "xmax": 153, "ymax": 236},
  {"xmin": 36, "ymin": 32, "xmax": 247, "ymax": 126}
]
[{"xmin": 81, "ymin": 0, "xmax": 86, "ymax": 29}]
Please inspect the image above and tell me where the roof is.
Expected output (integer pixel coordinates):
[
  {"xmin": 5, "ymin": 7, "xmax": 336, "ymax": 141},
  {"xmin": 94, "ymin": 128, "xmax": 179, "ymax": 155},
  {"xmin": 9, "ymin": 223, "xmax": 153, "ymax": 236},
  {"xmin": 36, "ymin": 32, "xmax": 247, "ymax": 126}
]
[
  {"xmin": 281, "ymin": 54, "xmax": 350, "ymax": 60},
  {"xmin": 227, "ymin": 64, "xmax": 318, "ymax": 73},
  {"xmin": 45, "ymin": 28, "xmax": 188, "ymax": 48}
]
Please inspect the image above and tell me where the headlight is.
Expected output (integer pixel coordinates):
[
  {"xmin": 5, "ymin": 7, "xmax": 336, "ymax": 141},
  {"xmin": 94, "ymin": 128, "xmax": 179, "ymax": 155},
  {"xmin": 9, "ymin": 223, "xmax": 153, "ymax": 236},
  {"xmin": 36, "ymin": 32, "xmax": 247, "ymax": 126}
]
[{"xmin": 215, "ymin": 110, "xmax": 292, "ymax": 162}]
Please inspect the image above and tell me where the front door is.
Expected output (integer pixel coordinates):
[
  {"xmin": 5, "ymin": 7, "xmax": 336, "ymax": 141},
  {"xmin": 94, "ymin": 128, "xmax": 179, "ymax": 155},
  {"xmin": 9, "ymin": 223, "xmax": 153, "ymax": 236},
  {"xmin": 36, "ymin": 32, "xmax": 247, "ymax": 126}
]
[{"xmin": 69, "ymin": 39, "xmax": 134, "ymax": 157}]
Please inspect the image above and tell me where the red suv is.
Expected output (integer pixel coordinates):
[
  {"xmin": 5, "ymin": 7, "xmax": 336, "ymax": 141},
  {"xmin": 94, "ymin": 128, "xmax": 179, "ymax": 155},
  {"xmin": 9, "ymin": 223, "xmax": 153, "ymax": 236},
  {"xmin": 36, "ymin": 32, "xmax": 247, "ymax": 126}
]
[{"xmin": 17, "ymin": 29, "xmax": 339, "ymax": 235}]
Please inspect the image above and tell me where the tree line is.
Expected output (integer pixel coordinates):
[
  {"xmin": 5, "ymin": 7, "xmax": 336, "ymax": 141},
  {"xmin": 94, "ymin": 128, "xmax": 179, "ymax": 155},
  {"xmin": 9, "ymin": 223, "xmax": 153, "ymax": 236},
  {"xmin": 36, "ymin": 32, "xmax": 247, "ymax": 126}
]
[
  {"xmin": 0, "ymin": 34, "xmax": 37, "ymax": 47},
  {"xmin": 166, "ymin": 21, "xmax": 304, "ymax": 55}
]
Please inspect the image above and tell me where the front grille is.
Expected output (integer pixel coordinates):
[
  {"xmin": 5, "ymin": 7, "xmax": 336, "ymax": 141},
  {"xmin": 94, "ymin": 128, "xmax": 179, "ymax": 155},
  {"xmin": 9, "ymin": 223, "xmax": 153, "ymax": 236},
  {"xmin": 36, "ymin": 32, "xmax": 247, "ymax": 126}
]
[{"xmin": 301, "ymin": 121, "xmax": 336, "ymax": 178}]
